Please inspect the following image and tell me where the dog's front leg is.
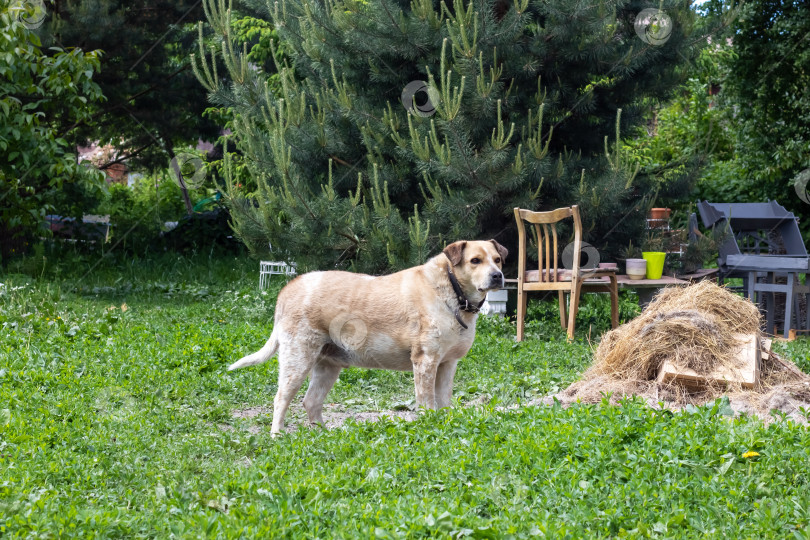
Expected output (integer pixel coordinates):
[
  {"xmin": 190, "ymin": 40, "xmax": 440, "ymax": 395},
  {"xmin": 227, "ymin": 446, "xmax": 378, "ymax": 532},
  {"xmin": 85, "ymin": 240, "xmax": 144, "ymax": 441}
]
[
  {"xmin": 412, "ymin": 351, "xmax": 440, "ymax": 410},
  {"xmin": 435, "ymin": 359, "xmax": 458, "ymax": 409}
]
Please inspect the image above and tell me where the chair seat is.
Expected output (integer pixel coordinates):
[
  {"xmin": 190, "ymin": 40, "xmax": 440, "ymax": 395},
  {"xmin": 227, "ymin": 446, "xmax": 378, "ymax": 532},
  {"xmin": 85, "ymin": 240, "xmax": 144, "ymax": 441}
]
[{"xmin": 523, "ymin": 268, "xmax": 616, "ymax": 283}]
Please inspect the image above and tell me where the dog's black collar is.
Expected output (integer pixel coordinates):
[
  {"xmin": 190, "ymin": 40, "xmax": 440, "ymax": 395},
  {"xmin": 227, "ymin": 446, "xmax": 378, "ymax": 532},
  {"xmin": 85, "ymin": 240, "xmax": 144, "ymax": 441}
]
[{"xmin": 445, "ymin": 261, "xmax": 485, "ymax": 330}]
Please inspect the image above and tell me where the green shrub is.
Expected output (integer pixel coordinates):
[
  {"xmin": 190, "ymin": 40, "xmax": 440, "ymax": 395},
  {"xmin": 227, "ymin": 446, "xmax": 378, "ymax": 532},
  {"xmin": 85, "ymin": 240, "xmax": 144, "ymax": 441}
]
[
  {"xmin": 91, "ymin": 173, "xmax": 235, "ymax": 255},
  {"xmin": 525, "ymin": 292, "xmax": 641, "ymax": 336}
]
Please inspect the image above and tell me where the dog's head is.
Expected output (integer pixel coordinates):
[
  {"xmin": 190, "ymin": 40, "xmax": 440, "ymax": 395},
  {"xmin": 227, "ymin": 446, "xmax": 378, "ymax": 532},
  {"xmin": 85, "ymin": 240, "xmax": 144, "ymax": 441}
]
[{"xmin": 443, "ymin": 239, "xmax": 508, "ymax": 293}]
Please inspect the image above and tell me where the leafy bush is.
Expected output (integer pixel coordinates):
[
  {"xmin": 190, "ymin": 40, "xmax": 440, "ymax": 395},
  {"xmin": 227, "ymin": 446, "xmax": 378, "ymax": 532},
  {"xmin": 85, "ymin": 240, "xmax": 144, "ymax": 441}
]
[
  {"xmin": 525, "ymin": 292, "xmax": 641, "ymax": 336},
  {"xmin": 95, "ymin": 176, "xmax": 188, "ymax": 252},
  {"xmin": 161, "ymin": 208, "xmax": 244, "ymax": 255},
  {"xmin": 90, "ymin": 173, "xmax": 237, "ymax": 255},
  {"xmin": 0, "ymin": 1, "xmax": 105, "ymax": 263}
]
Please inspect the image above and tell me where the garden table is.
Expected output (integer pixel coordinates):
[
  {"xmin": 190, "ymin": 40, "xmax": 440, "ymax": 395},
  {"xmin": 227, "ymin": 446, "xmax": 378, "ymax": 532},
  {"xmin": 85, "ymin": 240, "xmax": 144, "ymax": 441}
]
[
  {"xmin": 503, "ymin": 269, "xmax": 718, "ymax": 311},
  {"xmin": 581, "ymin": 269, "xmax": 718, "ymax": 306}
]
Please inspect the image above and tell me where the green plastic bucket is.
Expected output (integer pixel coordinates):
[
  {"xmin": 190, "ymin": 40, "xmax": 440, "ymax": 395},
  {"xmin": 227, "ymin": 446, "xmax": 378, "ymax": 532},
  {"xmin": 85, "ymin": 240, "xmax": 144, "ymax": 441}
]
[{"xmin": 642, "ymin": 251, "xmax": 666, "ymax": 280}]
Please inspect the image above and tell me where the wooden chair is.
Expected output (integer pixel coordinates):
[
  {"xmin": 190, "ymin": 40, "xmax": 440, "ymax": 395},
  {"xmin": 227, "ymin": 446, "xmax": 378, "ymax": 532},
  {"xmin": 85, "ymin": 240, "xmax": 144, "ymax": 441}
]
[{"xmin": 513, "ymin": 206, "xmax": 619, "ymax": 341}]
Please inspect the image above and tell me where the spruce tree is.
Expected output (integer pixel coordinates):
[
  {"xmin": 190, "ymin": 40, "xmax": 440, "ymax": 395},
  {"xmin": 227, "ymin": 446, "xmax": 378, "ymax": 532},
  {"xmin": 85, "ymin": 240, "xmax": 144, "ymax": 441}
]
[{"xmin": 194, "ymin": 0, "xmax": 699, "ymax": 273}]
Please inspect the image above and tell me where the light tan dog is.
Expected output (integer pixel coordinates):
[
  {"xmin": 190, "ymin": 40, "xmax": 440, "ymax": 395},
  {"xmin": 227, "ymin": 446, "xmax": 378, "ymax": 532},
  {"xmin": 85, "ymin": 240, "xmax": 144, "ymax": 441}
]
[{"xmin": 229, "ymin": 240, "xmax": 507, "ymax": 434}]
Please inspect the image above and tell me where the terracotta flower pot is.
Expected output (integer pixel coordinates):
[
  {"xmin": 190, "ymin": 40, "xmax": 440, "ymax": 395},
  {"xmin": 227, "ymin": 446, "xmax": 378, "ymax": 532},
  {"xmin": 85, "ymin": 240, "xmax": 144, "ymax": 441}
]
[{"xmin": 648, "ymin": 207, "xmax": 671, "ymax": 229}]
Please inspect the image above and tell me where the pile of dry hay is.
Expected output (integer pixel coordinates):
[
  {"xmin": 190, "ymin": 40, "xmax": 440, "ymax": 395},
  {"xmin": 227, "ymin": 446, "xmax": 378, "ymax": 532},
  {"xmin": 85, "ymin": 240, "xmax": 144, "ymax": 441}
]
[{"xmin": 556, "ymin": 281, "xmax": 810, "ymax": 420}]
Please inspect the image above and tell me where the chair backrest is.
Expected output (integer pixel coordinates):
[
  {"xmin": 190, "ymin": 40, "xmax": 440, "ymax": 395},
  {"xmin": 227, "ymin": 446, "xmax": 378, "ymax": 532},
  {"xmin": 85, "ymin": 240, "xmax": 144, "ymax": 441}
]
[{"xmin": 513, "ymin": 206, "xmax": 582, "ymax": 283}]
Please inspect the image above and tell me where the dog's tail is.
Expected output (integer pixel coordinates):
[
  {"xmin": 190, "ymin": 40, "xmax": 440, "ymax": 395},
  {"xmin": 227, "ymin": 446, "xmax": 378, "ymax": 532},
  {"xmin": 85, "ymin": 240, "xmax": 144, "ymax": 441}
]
[{"xmin": 228, "ymin": 329, "xmax": 279, "ymax": 371}]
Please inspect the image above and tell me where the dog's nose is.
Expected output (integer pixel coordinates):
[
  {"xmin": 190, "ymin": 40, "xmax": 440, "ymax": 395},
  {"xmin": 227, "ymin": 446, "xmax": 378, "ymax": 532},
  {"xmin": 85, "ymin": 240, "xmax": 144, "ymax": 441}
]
[{"xmin": 490, "ymin": 271, "xmax": 504, "ymax": 286}]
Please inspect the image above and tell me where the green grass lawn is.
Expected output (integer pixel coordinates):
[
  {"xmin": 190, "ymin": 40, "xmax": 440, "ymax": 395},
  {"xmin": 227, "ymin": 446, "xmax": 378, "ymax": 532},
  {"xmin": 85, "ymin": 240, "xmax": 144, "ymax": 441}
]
[{"xmin": 2, "ymin": 252, "xmax": 810, "ymax": 538}]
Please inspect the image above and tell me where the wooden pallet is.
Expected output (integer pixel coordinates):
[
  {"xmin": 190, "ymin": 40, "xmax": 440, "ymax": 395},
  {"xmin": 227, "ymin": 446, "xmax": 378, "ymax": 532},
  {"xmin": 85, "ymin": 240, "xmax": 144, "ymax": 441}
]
[{"xmin": 656, "ymin": 333, "xmax": 760, "ymax": 389}]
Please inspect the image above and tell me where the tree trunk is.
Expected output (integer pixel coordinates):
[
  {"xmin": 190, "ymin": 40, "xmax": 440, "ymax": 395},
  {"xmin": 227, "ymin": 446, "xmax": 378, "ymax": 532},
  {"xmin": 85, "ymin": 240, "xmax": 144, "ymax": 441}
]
[{"xmin": 165, "ymin": 142, "xmax": 194, "ymax": 215}]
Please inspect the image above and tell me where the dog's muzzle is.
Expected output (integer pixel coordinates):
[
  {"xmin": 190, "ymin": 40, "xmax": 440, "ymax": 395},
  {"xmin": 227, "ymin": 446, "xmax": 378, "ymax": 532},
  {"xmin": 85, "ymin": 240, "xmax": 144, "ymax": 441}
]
[{"xmin": 487, "ymin": 270, "xmax": 504, "ymax": 290}]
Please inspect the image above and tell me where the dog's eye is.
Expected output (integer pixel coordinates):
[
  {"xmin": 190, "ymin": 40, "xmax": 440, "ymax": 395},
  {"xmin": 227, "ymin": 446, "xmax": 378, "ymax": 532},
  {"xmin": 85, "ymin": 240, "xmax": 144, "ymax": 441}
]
[
  {"xmin": 495, "ymin": 258, "xmax": 501, "ymax": 264},
  {"xmin": 470, "ymin": 258, "xmax": 481, "ymax": 264}
]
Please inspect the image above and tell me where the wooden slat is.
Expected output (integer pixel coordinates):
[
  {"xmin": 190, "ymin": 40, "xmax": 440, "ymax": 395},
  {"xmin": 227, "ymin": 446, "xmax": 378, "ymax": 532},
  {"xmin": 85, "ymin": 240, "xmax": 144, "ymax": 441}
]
[
  {"xmin": 526, "ymin": 269, "xmax": 572, "ymax": 282},
  {"xmin": 518, "ymin": 207, "xmax": 574, "ymax": 224},
  {"xmin": 679, "ymin": 268, "xmax": 719, "ymax": 282},
  {"xmin": 522, "ymin": 282, "xmax": 575, "ymax": 292},
  {"xmin": 571, "ymin": 206, "xmax": 582, "ymax": 282},
  {"xmin": 761, "ymin": 338, "xmax": 772, "ymax": 360},
  {"xmin": 514, "ymin": 207, "xmax": 528, "ymax": 341},
  {"xmin": 533, "ymin": 224, "xmax": 543, "ymax": 282},
  {"xmin": 656, "ymin": 333, "xmax": 760, "ymax": 388},
  {"xmin": 615, "ymin": 275, "xmax": 688, "ymax": 287},
  {"xmin": 524, "ymin": 269, "xmax": 617, "ymax": 283},
  {"xmin": 551, "ymin": 224, "xmax": 559, "ymax": 282},
  {"xmin": 542, "ymin": 224, "xmax": 551, "ymax": 282}
]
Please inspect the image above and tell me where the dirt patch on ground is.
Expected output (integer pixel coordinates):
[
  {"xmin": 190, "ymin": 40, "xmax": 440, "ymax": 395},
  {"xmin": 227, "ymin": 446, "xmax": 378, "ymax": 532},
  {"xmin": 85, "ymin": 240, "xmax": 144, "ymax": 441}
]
[
  {"xmin": 528, "ymin": 381, "xmax": 810, "ymax": 425},
  {"xmin": 228, "ymin": 402, "xmax": 418, "ymax": 433},
  {"xmin": 229, "ymin": 376, "xmax": 810, "ymax": 434},
  {"xmin": 319, "ymin": 410, "xmax": 419, "ymax": 429},
  {"xmin": 230, "ymin": 407, "xmax": 269, "ymax": 420}
]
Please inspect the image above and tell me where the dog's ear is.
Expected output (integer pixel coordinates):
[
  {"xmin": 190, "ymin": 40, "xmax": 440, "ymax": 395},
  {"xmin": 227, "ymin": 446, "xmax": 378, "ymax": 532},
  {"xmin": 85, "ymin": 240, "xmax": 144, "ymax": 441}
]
[
  {"xmin": 490, "ymin": 239, "xmax": 508, "ymax": 262},
  {"xmin": 443, "ymin": 241, "xmax": 467, "ymax": 266}
]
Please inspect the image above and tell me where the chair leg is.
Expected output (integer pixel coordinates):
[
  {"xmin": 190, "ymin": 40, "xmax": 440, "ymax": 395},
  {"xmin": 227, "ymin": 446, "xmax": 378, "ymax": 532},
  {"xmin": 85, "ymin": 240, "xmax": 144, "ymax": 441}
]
[
  {"xmin": 567, "ymin": 281, "xmax": 582, "ymax": 341},
  {"xmin": 516, "ymin": 288, "xmax": 527, "ymax": 341},
  {"xmin": 609, "ymin": 276, "xmax": 619, "ymax": 329},
  {"xmin": 558, "ymin": 291, "xmax": 567, "ymax": 329}
]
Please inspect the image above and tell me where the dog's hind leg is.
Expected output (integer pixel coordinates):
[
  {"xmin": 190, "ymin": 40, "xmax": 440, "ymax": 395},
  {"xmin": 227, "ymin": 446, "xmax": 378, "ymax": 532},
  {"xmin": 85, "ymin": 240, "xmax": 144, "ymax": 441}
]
[
  {"xmin": 302, "ymin": 361, "xmax": 342, "ymax": 427},
  {"xmin": 271, "ymin": 342, "xmax": 318, "ymax": 435}
]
